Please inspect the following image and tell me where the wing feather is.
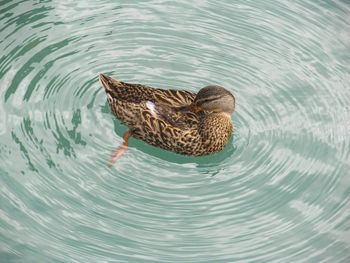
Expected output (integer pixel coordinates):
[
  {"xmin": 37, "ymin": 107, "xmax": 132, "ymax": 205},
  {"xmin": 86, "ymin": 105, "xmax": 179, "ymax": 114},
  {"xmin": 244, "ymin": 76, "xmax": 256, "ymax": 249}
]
[{"xmin": 105, "ymin": 79, "xmax": 196, "ymax": 106}]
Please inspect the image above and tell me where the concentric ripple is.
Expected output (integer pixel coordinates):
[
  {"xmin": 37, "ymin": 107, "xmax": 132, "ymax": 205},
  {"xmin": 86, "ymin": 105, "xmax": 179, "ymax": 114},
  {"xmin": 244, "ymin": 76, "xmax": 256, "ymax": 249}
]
[{"xmin": 1, "ymin": 0, "xmax": 350, "ymax": 262}]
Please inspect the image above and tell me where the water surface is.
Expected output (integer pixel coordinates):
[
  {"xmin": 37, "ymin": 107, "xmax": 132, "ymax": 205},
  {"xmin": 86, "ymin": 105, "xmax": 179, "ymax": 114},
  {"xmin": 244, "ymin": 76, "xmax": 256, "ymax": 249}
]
[{"xmin": 1, "ymin": 0, "xmax": 350, "ymax": 262}]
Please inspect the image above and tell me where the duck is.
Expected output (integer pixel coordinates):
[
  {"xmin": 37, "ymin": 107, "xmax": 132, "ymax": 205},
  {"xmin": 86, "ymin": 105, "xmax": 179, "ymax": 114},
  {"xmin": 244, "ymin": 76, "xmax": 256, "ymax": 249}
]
[{"xmin": 99, "ymin": 73, "xmax": 235, "ymax": 165}]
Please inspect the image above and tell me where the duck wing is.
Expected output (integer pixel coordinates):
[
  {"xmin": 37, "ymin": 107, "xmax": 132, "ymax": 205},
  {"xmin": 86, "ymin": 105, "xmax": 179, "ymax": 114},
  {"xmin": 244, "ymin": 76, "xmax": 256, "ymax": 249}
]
[
  {"xmin": 107, "ymin": 96, "xmax": 199, "ymax": 130},
  {"xmin": 99, "ymin": 73, "xmax": 195, "ymax": 106},
  {"xmin": 146, "ymin": 102, "xmax": 199, "ymax": 130},
  {"xmin": 133, "ymin": 101, "xmax": 201, "ymax": 153},
  {"xmin": 106, "ymin": 96, "xmax": 201, "ymax": 152}
]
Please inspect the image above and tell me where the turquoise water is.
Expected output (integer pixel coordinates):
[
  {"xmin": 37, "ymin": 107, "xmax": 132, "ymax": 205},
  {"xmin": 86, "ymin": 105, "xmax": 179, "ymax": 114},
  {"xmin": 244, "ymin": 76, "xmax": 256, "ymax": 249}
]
[{"xmin": 1, "ymin": 0, "xmax": 350, "ymax": 262}]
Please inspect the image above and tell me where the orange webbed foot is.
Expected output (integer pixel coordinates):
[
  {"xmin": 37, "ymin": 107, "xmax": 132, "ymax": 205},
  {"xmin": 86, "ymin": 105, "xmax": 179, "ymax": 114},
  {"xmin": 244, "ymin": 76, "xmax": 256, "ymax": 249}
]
[{"xmin": 108, "ymin": 130, "xmax": 132, "ymax": 167}]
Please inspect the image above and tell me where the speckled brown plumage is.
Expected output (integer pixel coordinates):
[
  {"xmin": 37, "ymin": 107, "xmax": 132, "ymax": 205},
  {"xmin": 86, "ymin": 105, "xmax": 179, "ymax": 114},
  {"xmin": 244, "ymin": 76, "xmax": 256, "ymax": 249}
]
[{"xmin": 99, "ymin": 74, "xmax": 234, "ymax": 156}]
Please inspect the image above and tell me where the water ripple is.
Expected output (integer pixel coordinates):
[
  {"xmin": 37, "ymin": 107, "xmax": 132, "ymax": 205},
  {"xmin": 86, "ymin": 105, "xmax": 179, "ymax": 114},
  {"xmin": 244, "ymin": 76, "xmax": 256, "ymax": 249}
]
[{"xmin": 0, "ymin": 0, "xmax": 350, "ymax": 262}]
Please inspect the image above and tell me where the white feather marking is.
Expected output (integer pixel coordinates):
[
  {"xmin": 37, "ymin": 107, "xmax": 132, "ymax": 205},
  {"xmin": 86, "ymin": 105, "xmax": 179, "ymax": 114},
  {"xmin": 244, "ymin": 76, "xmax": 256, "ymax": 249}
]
[{"xmin": 146, "ymin": 101, "xmax": 158, "ymax": 117}]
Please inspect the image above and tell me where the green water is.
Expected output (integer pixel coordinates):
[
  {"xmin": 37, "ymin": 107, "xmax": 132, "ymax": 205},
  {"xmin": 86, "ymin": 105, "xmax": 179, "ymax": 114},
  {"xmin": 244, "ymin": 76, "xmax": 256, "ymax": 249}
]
[{"xmin": 1, "ymin": 1, "xmax": 350, "ymax": 262}]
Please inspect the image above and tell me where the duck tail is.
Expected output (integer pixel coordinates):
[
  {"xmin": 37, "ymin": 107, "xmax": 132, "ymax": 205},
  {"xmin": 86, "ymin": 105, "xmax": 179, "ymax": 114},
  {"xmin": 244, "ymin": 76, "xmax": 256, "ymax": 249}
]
[{"xmin": 99, "ymin": 73, "xmax": 120, "ymax": 92}]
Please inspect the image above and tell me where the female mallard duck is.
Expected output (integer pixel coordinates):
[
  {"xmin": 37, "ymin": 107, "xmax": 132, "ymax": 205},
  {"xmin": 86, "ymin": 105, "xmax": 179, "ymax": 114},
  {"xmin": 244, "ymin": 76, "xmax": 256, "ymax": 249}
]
[{"xmin": 99, "ymin": 73, "xmax": 235, "ymax": 165}]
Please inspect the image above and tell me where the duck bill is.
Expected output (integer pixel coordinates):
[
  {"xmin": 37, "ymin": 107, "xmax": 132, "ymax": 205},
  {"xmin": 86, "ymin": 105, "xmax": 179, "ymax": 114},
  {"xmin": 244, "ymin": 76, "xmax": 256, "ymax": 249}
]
[
  {"xmin": 191, "ymin": 104, "xmax": 201, "ymax": 113},
  {"xmin": 185, "ymin": 104, "xmax": 201, "ymax": 113},
  {"xmin": 177, "ymin": 104, "xmax": 201, "ymax": 113}
]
